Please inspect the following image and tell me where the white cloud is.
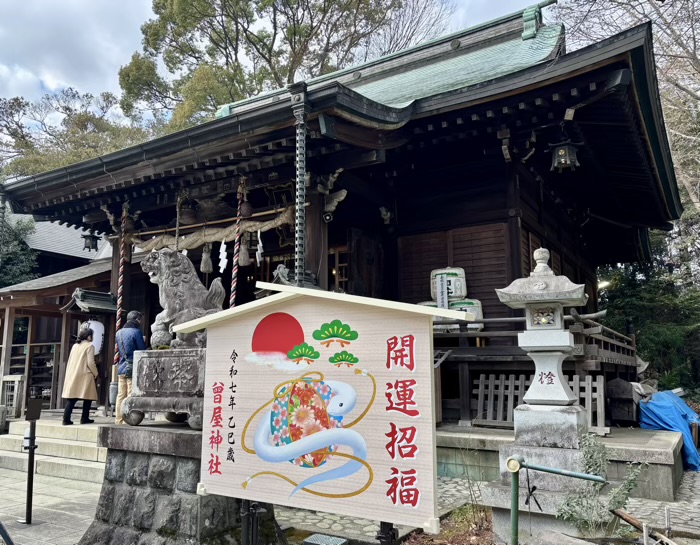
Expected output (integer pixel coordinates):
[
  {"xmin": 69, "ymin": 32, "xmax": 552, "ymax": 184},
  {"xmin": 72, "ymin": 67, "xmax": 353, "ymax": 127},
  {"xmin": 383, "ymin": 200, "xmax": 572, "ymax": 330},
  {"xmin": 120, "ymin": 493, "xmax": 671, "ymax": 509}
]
[
  {"xmin": 0, "ymin": 1, "xmax": 540, "ymax": 104},
  {"xmin": 245, "ymin": 352, "xmax": 313, "ymax": 373},
  {"xmin": 0, "ymin": 0, "xmax": 154, "ymax": 100}
]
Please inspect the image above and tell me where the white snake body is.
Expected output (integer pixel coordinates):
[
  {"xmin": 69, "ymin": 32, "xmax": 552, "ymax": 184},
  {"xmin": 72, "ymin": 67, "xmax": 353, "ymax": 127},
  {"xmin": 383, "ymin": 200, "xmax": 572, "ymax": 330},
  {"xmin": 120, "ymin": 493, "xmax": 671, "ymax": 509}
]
[{"xmin": 253, "ymin": 380, "xmax": 367, "ymax": 496}]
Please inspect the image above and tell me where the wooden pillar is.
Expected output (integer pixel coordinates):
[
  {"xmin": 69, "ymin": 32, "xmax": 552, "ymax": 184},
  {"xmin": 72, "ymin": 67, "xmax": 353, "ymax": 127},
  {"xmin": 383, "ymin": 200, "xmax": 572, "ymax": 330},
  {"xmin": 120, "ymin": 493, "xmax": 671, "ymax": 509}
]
[
  {"xmin": 21, "ymin": 316, "xmax": 33, "ymax": 412},
  {"xmin": 109, "ymin": 237, "xmax": 120, "ymax": 383},
  {"xmin": 306, "ymin": 192, "xmax": 329, "ymax": 289},
  {"xmin": 54, "ymin": 312, "xmax": 74, "ymax": 409},
  {"xmin": 459, "ymin": 364, "xmax": 473, "ymax": 426},
  {"xmin": 506, "ymin": 166, "xmax": 523, "ymax": 283},
  {"xmin": 0, "ymin": 306, "xmax": 15, "ymax": 377}
]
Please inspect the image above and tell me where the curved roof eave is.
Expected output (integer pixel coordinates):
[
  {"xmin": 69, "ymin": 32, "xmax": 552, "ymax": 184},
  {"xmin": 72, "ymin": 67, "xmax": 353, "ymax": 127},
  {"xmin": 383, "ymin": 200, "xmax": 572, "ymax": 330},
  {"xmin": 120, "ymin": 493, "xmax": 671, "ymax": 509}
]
[{"xmin": 4, "ymin": 23, "xmax": 681, "ymax": 227}]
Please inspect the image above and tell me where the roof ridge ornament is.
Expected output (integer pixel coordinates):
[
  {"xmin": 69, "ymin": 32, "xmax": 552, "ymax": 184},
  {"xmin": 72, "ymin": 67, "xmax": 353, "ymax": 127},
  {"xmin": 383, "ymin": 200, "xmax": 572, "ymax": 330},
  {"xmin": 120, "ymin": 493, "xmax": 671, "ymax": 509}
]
[{"xmin": 522, "ymin": 0, "xmax": 557, "ymax": 40}]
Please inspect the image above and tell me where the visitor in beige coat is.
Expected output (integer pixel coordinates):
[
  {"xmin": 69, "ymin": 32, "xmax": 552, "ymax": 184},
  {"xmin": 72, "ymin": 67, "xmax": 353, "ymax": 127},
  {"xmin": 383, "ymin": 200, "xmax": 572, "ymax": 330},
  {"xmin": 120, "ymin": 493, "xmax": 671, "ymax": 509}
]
[{"xmin": 62, "ymin": 327, "xmax": 98, "ymax": 425}]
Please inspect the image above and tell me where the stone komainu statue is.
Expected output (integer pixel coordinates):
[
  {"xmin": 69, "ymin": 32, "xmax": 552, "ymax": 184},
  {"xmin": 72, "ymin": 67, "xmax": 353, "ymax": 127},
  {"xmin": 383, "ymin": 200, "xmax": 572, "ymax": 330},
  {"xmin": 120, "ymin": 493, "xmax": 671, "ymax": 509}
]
[{"xmin": 141, "ymin": 248, "xmax": 225, "ymax": 348}]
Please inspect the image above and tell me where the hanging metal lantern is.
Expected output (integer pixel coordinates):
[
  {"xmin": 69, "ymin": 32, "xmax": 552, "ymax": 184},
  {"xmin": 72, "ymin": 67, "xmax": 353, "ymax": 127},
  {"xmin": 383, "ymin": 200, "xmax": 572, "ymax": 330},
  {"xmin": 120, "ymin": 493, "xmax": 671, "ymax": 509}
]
[
  {"xmin": 82, "ymin": 233, "xmax": 101, "ymax": 252},
  {"xmin": 548, "ymin": 122, "xmax": 583, "ymax": 173},
  {"xmin": 550, "ymin": 143, "xmax": 581, "ymax": 172}
]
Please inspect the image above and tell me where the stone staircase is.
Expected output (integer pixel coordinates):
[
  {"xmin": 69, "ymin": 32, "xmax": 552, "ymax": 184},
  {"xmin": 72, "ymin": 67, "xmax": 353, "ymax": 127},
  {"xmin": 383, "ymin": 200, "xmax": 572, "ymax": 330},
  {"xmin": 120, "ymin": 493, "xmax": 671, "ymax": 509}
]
[{"xmin": 0, "ymin": 418, "xmax": 107, "ymax": 483}]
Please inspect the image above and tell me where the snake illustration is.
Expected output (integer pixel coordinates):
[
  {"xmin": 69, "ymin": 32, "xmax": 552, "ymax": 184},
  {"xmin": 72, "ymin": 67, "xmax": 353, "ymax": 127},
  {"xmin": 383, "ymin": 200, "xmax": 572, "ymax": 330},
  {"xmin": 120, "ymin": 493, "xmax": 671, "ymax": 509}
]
[{"xmin": 242, "ymin": 370, "xmax": 376, "ymax": 498}]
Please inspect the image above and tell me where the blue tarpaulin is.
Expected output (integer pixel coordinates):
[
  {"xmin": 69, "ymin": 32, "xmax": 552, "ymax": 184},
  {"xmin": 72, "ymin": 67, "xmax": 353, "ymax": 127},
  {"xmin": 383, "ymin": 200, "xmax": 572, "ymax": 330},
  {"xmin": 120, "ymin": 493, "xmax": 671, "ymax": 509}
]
[{"xmin": 639, "ymin": 391, "xmax": 700, "ymax": 471}]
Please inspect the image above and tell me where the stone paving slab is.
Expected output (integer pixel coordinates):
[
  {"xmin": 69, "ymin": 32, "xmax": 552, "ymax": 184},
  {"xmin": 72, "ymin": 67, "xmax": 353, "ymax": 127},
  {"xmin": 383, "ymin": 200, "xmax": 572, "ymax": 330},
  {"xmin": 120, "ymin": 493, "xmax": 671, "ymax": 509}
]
[
  {"xmin": 0, "ymin": 468, "xmax": 100, "ymax": 545},
  {"xmin": 276, "ymin": 476, "xmax": 483, "ymax": 543},
  {"xmin": 626, "ymin": 470, "xmax": 700, "ymax": 537},
  {"xmin": 0, "ymin": 465, "xmax": 697, "ymax": 544}
]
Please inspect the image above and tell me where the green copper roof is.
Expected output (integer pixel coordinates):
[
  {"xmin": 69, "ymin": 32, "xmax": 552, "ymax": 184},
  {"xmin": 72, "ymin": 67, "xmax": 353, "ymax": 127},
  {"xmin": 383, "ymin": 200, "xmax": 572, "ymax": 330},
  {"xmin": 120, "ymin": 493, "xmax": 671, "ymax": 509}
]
[
  {"xmin": 216, "ymin": 2, "xmax": 563, "ymax": 117},
  {"xmin": 348, "ymin": 25, "xmax": 563, "ymax": 108}
]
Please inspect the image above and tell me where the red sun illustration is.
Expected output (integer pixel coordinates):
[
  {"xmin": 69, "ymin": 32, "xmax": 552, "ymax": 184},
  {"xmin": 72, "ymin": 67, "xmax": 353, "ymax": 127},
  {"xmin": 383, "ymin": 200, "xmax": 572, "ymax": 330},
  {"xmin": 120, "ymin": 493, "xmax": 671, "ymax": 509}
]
[{"xmin": 252, "ymin": 313, "xmax": 305, "ymax": 354}]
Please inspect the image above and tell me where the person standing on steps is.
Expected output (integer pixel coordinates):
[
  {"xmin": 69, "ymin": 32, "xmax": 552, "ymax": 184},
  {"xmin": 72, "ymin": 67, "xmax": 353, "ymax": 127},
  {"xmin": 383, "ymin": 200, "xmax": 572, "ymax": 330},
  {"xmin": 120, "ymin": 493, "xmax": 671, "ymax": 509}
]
[
  {"xmin": 62, "ymin": 327, "xmax": 98, "ymax": 425},
  {"xmin": 115, "ymin": 310, "xmax": 147, "ymax": 425}
]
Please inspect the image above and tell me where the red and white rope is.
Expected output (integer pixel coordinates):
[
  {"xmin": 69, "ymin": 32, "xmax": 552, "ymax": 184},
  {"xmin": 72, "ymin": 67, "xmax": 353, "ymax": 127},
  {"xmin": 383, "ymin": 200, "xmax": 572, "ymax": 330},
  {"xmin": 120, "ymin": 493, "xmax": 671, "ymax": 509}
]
[
  {"xmin": 113, "ymin": 204, "xmax": 128, "ymax": 366},
  {"xmin": 229, "ymin": 187, "xmax": 243, "ymax": 308}
]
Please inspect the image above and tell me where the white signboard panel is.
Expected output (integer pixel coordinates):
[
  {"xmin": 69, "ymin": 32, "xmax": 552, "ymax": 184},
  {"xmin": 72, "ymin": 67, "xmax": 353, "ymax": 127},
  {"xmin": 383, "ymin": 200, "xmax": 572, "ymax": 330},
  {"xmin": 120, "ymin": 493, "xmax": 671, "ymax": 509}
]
[{"xmin": 200, "ymin": 296, "xmax": 439, "ymax": 532}]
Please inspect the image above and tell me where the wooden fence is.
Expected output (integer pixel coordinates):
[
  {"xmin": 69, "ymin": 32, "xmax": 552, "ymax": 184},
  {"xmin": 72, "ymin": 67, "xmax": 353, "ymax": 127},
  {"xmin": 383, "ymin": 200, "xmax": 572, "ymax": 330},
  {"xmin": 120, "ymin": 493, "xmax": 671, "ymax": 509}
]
[{"xmin": 471, "ymin": 373, "xmax": 609, "ymax": 435}]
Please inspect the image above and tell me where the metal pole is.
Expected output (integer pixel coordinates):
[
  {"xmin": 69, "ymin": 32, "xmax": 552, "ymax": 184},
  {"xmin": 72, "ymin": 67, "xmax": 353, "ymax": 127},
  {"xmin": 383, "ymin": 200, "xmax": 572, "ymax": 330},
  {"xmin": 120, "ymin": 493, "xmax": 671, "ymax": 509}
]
[
  {"xmin": 665, "ymin": 506, "xmax": 671, "ymax": 538},
  {"xmin": 511, "ymin": 470, "xmax": 519, "ymax": 545},
  {"xmin": 251, "ymin": 503, "xmax": 259, "ymax": 545},
  {"xmin": 518, "ymin": 461, "xmax": 606, "ymax": 483},
  {"xmin": 642, "ymin": 522, "xmax": 649, "ymax": 545},
  {"xmin": 506, "ymin": 456, "xmax": 606, "ymax": 545},
  {"xmin": 376, "ymin": 521, "xmax": 397, "ymax": 545},
  {"xmin": 0, "ymin": 521, "xmax": 15, "ymax": 545},
  {"xmin": 18, "ymin": 420, "xmax": 37, "ymax": 524},
  {"xmin": 241, "ymin": 499, "xmax": 250, "ymax": 545}
]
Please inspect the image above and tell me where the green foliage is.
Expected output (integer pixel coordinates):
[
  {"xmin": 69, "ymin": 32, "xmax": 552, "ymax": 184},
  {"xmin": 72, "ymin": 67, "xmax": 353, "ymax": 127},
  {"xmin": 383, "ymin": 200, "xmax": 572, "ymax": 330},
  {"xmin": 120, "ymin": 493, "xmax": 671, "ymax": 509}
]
[
  {"xmin": 552, "ymin": 0, "xmax": 700, "ymax": 390},
  {"xmin": 0, "ymin": 215, "xmax": 38, "ymax": 289},
  {"xmin": 557, "ymin": 434, "xmax": 644, "ymax": 538},
  {"xmin": 313, "ymin": 320, "xmax": 359, "ymax": 345},
  {"xmin": 287, "ymin": 343, "xmax": 320, "ymax": 362},
  {"xmin": 598, "ymin": 247, "xmax": 700, "ymax": 387},
  {"xmin": 119, "ymin": 0, "xmax": 454, "ymax": 127},
  {"xmin": 0, "ymin": 88, "xmax": 150, "ymax": 177},
  {"xmin": 328, "ymin": 351, "xmax": 359, "ymax": 366}
]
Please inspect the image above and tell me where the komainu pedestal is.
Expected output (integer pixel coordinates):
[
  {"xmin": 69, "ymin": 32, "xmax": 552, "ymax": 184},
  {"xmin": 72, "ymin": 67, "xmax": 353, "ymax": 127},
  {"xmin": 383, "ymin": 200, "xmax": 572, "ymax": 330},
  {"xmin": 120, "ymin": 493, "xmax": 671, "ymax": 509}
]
[
  {"xmin": 123, "ymin": 349, "xmax": 204, "ymax": 430},
  {"xmin": 80, "ymin": 425, "xmax": 239, "ymax": 545}
]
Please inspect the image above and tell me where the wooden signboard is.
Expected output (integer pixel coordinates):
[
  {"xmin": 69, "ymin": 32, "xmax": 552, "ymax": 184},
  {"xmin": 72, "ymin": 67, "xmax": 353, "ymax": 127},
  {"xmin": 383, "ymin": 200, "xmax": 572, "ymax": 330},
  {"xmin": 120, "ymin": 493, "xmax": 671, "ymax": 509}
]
[{"xmin": 175, "ymin": 283, "xmax": 474, "ymax": 532}]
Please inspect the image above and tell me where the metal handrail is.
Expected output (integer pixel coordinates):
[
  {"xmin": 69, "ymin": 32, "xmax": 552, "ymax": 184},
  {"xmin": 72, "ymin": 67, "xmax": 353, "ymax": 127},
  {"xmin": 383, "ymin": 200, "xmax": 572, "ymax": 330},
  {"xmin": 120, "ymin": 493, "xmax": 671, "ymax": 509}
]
[
  {"xmin": 505, "ymin": 455, "xmax": 606, "ymax": 545},
  {"xmin": 0, "ymin": 521, "xmax": 15, "ymax": 544}
]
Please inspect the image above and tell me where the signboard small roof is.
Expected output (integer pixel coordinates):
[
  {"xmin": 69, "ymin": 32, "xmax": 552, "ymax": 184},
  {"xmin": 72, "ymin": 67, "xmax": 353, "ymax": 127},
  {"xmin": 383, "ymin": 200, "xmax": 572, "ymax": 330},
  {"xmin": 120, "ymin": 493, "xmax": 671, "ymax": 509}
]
[{"xmin": 174, "ymin": 282, "xmax": 476, "ymax": 334}]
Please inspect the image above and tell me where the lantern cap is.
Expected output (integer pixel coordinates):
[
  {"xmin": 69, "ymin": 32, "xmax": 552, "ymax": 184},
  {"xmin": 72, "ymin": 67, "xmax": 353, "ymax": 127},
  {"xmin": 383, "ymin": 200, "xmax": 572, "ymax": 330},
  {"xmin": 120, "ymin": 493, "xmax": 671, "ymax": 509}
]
[{"xmin": 496, "ymin": 248, "xmax": 588, "ymax": 308}]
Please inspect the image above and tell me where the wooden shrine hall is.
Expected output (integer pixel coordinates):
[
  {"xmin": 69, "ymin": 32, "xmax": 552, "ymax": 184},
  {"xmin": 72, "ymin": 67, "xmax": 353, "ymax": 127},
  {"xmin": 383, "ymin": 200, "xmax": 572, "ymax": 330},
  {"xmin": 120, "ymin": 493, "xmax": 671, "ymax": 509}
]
[{"xmin": 0, "ymin": 2, "xmax": 681, "ymax": 427}]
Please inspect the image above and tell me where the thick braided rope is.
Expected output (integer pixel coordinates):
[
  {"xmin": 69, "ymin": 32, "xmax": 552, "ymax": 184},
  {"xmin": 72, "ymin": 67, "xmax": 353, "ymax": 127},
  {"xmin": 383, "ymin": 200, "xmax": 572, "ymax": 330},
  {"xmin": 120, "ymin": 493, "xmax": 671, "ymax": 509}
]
[
  {"xmin": 130, "ymin": 207, "xmax": 294, "ymax": 253},
  {"xmin": 113, "ymin": 203, "xmax": 128, "ymax": 366},
  {"xmin": 229, "ymin": 187, "xmax": 243, "ymax": 308}
]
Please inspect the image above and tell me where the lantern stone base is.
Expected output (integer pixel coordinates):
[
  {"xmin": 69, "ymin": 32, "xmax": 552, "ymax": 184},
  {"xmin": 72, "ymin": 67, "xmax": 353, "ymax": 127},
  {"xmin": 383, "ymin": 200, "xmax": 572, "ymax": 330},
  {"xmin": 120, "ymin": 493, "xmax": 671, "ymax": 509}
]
[
  {"xmin": 480, "ymin": 404, "xmax": 591, "ymax": 543},
  {"xmin": 514, "ymin": 404, "xmax": 588, "ymax": 449},
  {"xmin": 484, "ymin": 486, "xmax": 584, "ymax": 545},
  {"xmin": 78, "ymin": 423, "xmax": 240, "ymax": 545}
]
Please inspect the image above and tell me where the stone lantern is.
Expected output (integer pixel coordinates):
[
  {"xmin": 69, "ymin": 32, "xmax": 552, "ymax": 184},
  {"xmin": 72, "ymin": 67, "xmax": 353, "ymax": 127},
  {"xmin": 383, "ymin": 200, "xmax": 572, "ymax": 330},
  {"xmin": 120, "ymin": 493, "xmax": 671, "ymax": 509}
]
[
  {"xmin": 496, "ymin": 248, "xmax": 588, "ymax": 406},
  {"xmin": 482, "ymin": 249, "xmax": 594, "ymax": 544}
]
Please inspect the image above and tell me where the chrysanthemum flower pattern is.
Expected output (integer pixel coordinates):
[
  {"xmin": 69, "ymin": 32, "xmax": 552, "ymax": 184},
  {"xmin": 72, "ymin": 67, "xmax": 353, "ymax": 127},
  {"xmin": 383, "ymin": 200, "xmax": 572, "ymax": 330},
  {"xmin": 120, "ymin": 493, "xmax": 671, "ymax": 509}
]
[{"xmin": 270, "ymin": 379, "xmax": 341, "ymax": 468}]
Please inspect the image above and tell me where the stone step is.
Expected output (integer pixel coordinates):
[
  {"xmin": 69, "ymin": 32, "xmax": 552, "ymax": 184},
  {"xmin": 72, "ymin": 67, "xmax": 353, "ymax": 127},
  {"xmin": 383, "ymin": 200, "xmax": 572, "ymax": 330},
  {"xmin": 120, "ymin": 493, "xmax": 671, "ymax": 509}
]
[
  {"xmin": 8, "ymin": 419, "xmax": 99, "ymax": 443},
  {"xmin": 0, "ymin": 450, "xmax": 105, "ymax": 483},
  {"xmin": 0, "ymin": 434, "xmax": 107, "ymax": 462},
  {"xmin": 37, "ymin": 456, "xmax": 105, "ymax": 484}
]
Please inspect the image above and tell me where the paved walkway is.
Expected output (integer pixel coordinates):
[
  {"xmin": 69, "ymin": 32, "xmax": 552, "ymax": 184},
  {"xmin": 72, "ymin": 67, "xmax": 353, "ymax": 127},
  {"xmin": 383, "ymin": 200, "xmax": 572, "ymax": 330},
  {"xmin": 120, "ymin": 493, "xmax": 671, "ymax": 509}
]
[
  {"xmin": 0, "ymin": 467, "xmax": 698, "ymax": 544},
  {"xmin": 627, "ymin": 471, "xmax": 700, "ymax": 538},
  {"xmin": 276, "ymin": 476, "xmax": 483, "ymax": 542},
  {"xmin": 0, "ymin": 469, "xmax": 100, "ymax": 545}
]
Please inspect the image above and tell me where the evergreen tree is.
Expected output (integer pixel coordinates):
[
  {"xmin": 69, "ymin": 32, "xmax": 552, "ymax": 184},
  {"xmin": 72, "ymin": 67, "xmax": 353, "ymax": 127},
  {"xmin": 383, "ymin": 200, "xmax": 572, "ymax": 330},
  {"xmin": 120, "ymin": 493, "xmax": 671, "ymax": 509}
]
[
  {"xmin": 118, "ymin": 0, "xmax": 455, "ymax": 128},
  {"xmin": 0, "ymin": 88, "xmax": 150, "ymax": 178},
  {"xmin": 0, "ymin": 211, "xmax": 38, "ymax": 289}
]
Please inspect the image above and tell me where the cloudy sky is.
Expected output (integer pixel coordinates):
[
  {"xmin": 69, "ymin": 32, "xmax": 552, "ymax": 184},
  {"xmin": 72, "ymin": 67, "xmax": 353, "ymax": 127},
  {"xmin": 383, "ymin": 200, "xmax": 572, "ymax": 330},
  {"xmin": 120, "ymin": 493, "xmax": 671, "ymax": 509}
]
[{"xmin": 0, "ymin": 0, "xmax": 535, "ymax": 102}]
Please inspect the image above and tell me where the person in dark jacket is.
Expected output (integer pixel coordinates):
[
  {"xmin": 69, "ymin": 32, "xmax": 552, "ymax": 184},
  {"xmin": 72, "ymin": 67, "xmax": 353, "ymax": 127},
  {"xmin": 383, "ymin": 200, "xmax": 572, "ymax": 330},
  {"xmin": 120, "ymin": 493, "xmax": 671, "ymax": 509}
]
[{"xmin": 115, "ymin": 310, "xmax": 147, "ymax": 424}]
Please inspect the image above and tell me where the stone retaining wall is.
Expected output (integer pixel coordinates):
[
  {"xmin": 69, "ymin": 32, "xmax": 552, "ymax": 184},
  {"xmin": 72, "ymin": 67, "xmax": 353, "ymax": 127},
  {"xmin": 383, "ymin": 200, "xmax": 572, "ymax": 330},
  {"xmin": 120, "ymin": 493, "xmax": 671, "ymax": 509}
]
[
  {"xmin": 437, "ymin": 427, "xmax": 684, "ymax": 501},
  {"xmin": 80, "ymin": 424, "xmax": 239, "ymax": 545}
]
